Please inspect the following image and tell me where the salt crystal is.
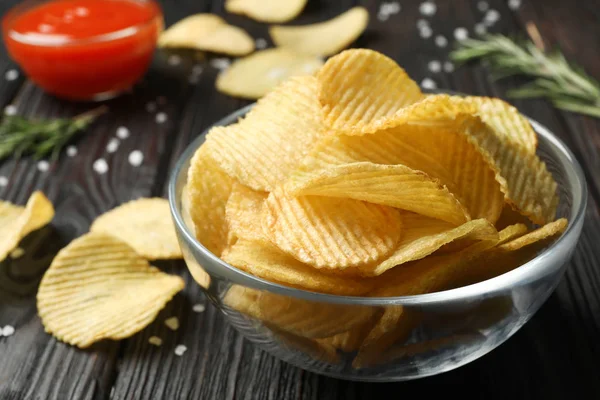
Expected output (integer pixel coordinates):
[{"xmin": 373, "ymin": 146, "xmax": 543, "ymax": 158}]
[
  {"xmin": 192, "ymin": 65, "xmax": 204, "ymax": 75},
  {"xmin": 164, "ymin": 317, "xmax": 179, "ymax": 331},
  {"xmin": 417, "ymin": 19, "xmax": 429, "ymax": 29},
  {"xmin": 420, "ymin": 78, "xmax": 437, "ymax": 90},
  {"xmin": 484, "ymin": 9, "xmax": 500, "ymax": 26},
  {"xmin": 377, "ymin": 12, "xmax": 389, "ymax": 22},
  {"xmin": 477, "ymin": 1, "xmax": 489, "ymax": 12},
  {"xmin": 174, "ymin": 344, "xmax": 187, "ymax": 356},
  {"xmin": 155, "ymin": 112, "xmax": 167, "ymax": 124},
  {"xmin": 475, "ymin": 23, "xmax": 487, "ymax": 36},
  {"xmin": 192, "ymin": 304, "xmax": 206, "ymax": 313},
  {"xmin": 4, "ymin": 105, "xmax": 16, "ymax": 116},
  {"xmin": 210, "ymin": 58, "xmax": 230, "ymax": 71},
  {"xmin": 508, "ymin": 0, "xmax": 521, "ymax": 10},
  {"xmin": 2, "ymin": 325, "xmax": 15, "ymax": 337},
  {"xmin": 419, "ymin": 26, "xmax": 433, "ymax": 39},
  {"xmin": 66, "ymin": 146, "xmax": 78, "ymax": 157},
  {"xmin": 93, "ymin": 158, "xmax": 109, "ymax": 174},
  {"xmin": 434, "ymin": 35, "xmax": 448, "ymax": 48},
  {"xmin": 5, "ymin": 69, "xmax": 18, "ymax": 81},
  {"xmin": 168, "ymin": 54, "xmax": 181, "ymax": 66},
  {"xmin": 428, "ymin": 60, "xmax": 442, "ymax": 73},
  {"xmin": 37, "ymin": 160, "xmax": 49, "ymax": 172},
  {"xmin": 128, "ymin": 150, "xmax": 144, "ymax": 167},
  {"xmin": 106, "ymin": 138, "xmax": 120, "ymax": 153},
  {"xmin": 454, "ymin": 27, "xmax": 469, "ymax": 41},
  {"xmin": 443, "ymin": 61, "xmax": 455, "ymax": 73},
  {"xmin": 255, "ymin": 38, "xmax": 268, "ymax": 49},
  {"xmin": 148, "ymin": 336, "xmax": 163, "ymax": 346},
  {"xmin": 116, "ymin": 126, "xmax": 130, "ymax": 139},
  {"xmin": 0, "ymin": 176, "xmax": 7, "ymax": 187},
  {"xmin": 419, "ymin": 2, "xmax": 437, "ymax": 16}
]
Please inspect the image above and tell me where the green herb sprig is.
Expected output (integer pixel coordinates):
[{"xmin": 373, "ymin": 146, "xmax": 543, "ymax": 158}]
[
  {"xmin": 450, "ymin": 33, "xmax": 600, "ymax": 118},
  {"xmin": 0, "ymin": 105, "xmax": 108, "ymax": 162}
]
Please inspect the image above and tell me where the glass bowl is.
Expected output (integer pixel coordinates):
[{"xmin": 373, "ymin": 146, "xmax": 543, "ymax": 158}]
[
  {"xmin": 2, "ymin": 0, "xmax": 163, "ymax": 101},
  {"xmin": 168, "ymin": 104, "xmax": 586, "ymax": 382}
]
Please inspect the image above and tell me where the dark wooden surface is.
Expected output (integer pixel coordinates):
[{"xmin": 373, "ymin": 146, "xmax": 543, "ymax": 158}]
[{"xmin": 1, "ymin": 0, "xmax": 600, "ymax": 399}]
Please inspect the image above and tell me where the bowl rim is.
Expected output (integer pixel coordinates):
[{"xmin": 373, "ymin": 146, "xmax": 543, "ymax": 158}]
[
  {"xmin": 2, "ymin": 0, "xmax": 163, "ymax": 47},
  {"xmin": 169, "ymin": 98, "xmax": 587, "ymax": 306}
]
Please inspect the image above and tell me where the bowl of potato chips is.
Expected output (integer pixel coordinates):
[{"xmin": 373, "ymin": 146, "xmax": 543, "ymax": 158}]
[{"xmin": 169, "ymin": 49, "xmax": 586, "ymax": 381}]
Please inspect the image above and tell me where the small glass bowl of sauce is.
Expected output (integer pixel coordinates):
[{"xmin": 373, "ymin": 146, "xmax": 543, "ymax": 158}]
[{"xmin": 2, "ymin": 0, "xmax": 164, "ymax": 101}]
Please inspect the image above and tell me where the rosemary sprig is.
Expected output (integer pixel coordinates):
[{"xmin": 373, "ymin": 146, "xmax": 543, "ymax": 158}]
[
  {"xmin": 450, "ymin": 33, "xmax": 600, "ymax": 118},
  {"xmin": 0, "ymin": 105, "xmax": 108, "ymax": 162}
]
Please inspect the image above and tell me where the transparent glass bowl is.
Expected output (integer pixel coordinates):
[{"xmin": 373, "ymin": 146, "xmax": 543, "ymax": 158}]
[{"xmin": 169, "ymin": 104, "xmax": 586, "ymax": 381}]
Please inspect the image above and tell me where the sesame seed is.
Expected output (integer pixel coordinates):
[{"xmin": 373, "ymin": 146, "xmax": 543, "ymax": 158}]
[
  {"xmin": 128, "ymin": 150, "xmax": 144, "ymax": 167},
  {"xmin": 106, "ymin": 138, "xmax": 120, "ymax": 153},
  {"xmin": 192, "ymin": 304, "xmax": 206, "ymax": 313},
  {"xmin": 37, "ymin": 160, "xmax": 49, "ymax": 172},
  {"xmin": 148, "ymin": 336, "xmax": 163, "ymax": 346},
  {"xmin": 419, "ymin": 2, "xmax": 437, "ymax": 16},
  {"xmin": 434, "ymin": 35, "xmax": 448, "ymax": 48},
  {"xmin": 0, "ymin": 176, "xmax": 7, "ymax": 187},
  {"xmin": 66, "ymin": 146, "xmax": 78, "ymax": 157},
  {"xmin": 116, "ymin": 126, "xmax": 130, "ymax": 139},
  {"xmin": 5, "ymin": 69, "xmax": 18, "ymax": 81},
  {"xmin": 93, "ymin": 158, "xmax": 109, "ymax": 175},
  {"xmin": 255, "ymin": 38, "xmax": 268, "ymax": 49},
  {"xmin": 454, "ymin": 27, "xmax": 469, "ymax": 41},
  {"xmin": 174, "ymin": 344, "xmax": 187, "ymax": 356},
  {"xmin": 443, "ymin": 61, "xmax": 455, "ymax": 73},
  {"xmin": 428, "ymin": 60, "xmax": 442, "ymax": 73},
  {"xmin": 164, "ymin": 317, "xmax": 179, "ymax": 331},
  {"xmin": 420, "ymin": 78, "xmax": 438, "ymax": 90},
  {"xmin": 10, "ymin": 247, "xmax": 25, "ymax": 259},
  {"xmin": 4, "ymin": 105, "xmax": 17, "ymax": 116}
]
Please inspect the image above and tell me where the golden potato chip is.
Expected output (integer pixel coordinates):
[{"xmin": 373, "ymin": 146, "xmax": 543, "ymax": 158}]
[
  {"xmin": 37, "ymin": 232, "xmax": 185, "ymax": 348},
  {"xmin": 461, "ymin": 96, "xmax": 537, "ymax": 153},
  {"xmin": 259, "ymin": 292, "xmax": 374, "ymax": 338},
  {"xmin": 222, "ymin": 285, "xmax": 262, "ymax": 319},
  {"xmin": 0, "ymin": 191, "xmax": 54, "ymax": 261},
  {"xmin": 497, "ymin": 223, "xmax": 529, "ymax": 244},
  {"xmin": 263, "ymin": 187, "xmax": 402, "ymax": 269},
  {"xmin": 269, "ymin": 7, "xmax": 369, "ymax": 57},
  {"xmin": 221, "ymin": 239, "xmax": 374, "ymax": 295},
  {"xmin": 90, "ymin": 198, "xmax": 182, "ymax": 260},
  {"xmin": 495, "ymin": 204, "xmax": 532, "ymax": 231},
  {"xmin": 225, "ymin": 183, "xmax": 268, "ymax": 243},
  {"xmin": 286, "ymin": 162, "xmax": 470, "ymax": 226},
  {"xmin": 303, "ymin": 117, "xmax": 505, "ymax": 224},
  {"xmin": 317, "ymin": 49, "xmax": 423, "ymax": 134},
  {"xmin": 322, "ymin": 312, "xmax": 380, "ymax": 352},
  {"xmin": 158, "ymin": 14, "xmax": 254, "ymax": 56},
  {"xmin": 498, "ymin": 218, "xmax": 567, "ymax": 252},
  {"xmin": 226, "ymin": 0, "xmax": 307, "ymax": 23},
  {"xmin": 358, "ymin": 214, "xmax": 498, "ymax": 276},
  {"xmin": 275, "ymin": 330, "xmax": 340, "ymax": 364},
  {"xmin": 216, "ymin": 48, "xmax": 324, "ymax": 99},
  {"xmin": 206, "ymin": 75, "xmax": 326, "ymax": 191},
  {"xmin": 186, "ymin": 146, "xmax": 234, "ymax": 256}
]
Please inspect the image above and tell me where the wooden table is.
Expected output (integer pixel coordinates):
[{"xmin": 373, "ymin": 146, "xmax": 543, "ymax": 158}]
[{"xmin": 1, "ymin": 0, "xmax": 599, "ymax": 398}]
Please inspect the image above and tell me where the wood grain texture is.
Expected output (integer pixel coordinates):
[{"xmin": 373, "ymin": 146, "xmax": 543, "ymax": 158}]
[{"xmin": 1, "ymin": 0, "xmax": 600, "ymax": 399}]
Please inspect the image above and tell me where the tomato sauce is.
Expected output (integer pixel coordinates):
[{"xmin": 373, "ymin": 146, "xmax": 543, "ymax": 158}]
[{"xmin": 3, "ymin": 0, "xmax": 163, "ymax": 100}]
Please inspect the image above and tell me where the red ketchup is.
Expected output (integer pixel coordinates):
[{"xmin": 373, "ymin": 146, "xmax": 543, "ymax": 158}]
[{"xmin": 2, "ymin": 0, "xmax": 163, "ymax": 101}]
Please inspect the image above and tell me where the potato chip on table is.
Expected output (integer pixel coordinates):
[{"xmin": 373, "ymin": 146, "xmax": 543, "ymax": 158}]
[
  {"xmin": 216, "ymin": 48, "xmax": 323, "ymax": 99},
  {"xmin": 90, "ymin": 197, "xmax": 182, "ymax": 260},
  {"xmin": 225, "ymin": 0, "xmax": 307, "ymax": 23},
  {"xmin": 269, "ymin": 7, "xmax": 370, "ymax": 57},
  {"xmin": 37, "ymin": 232, "xmax": 184, "ymax": 348},
  {"xmin": 0, "ymin": 191, "xmax": 54, "ymax": 262},
  {"xmin": 158, "ymin": 14, "xmax": 254, "ymax": 56}
]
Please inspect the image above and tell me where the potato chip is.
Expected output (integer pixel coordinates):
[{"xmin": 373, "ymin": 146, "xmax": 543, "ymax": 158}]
[
  {"xmin": 497, "ymin": 223, "xmax": 530, "ymax": 244},
  {"xmin": 263, "ymin": 187, "xmax": 402, "ymax": 269},
  {"xmin": 158, "ymin": 14, "xmax": 254, "ymax": 56},
  {"xmin": 269, "ymin": 7, "xmax": 369, "ymax": 57},
  {"xmin": 275, "ymin": 330, "xmax": 340, "ymax": 364},
  {"xmin": 322, "ymin": 312, "xmax": 381, "ymax": 352},
  {"xmin": 461, "ymin": 96, "xmax": 537, "ymax": 153},
  {"xmin": 37, "ymin": 232, "xmax": 185, "ymax": 348},
  {"xmin": 498, "ymin": 218, "xmax": 567, "ymax": 252},
  {"xmin": 358, "ymin": 214, "xmax": 498, "ymax": 276},
  {"xmin": 225, "ymin": 0, "xmax": 307, "ymax": 23},
  {"xmin": 303, "ymin": 117, "xmax": 505, "ymax": 224},
  {"xmin": 0, "ymin": 191, "xmax": 54, "ymax": 262},
  {"xmin": 495, "ymin": 204, "xmax": 532, "ymax": 231},
  {"xmin": 225, "ymin": 183, "xmax": 268, "ymax": 243},
  {"xmin": 221, "ymin": 239, "xmax": 374, "ymax": 295},
  {"xmin": 317, "ymin": 49, "xmax": 423, "ymax": 134},
  {"xmin": 222, "ymin": 284, "xmax": 262, "ymax": 319},
  {"xmin": 206, "ymin": 75, "xmax": 326, "ymax": 191},
  {"xmin": 286, "ymin": 162, "xmax": 470, "ymax": 226},
  {"xmin": 186, "ymin": 146, "xmax": 234, "ymax": 256},
  {"xmin": 216, "ymin": 48, "xmax": 324, "ymax": 99},
  {"xmin": 90, "ymin": 198, "xmax": 182, "ymax": 260},
  {"xmin": 259, "ymin": 292, "xmax": 374, "ymax": 338}
]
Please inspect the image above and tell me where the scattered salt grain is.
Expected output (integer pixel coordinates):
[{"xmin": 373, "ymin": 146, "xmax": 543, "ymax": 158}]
[
  {"xmin": 164, "ymin": 317, "xmax": 180, "ymax": 331},
  {"xmin": 174, "ymin": 344, "xmax": 187, "ymax": 356},
  {"xmin": 106, "ymin": 138, "xmax": 120, "ymax": 153},
  {"xmin": 128, "ymin": 150, "xmax": 144, "ymax": 167},
  {"xmin": 0, "ymin": 176, "xmax": 7, "ymax": 187},
  {"xmin": 454, "ymin": 27, "xmax": 469, "ymax": 41},
  {"xmin": 377, "ymin": 12, "xmax": 389, "ymax": 22},
  {"xmin": 116, "ymin": 126, "xmax": 130, "ymax": 139},
  {"xmin": 443, "ymin": 61, "xmax": 455, "ymax": 73},
  {"xmin": 419, "ymin": 2, "xmax": 437, "ymax": 16},
  {"xmin": 378, "ymin": 2, "xmax": 401, "ymax": 20},
  {"xmin": 419, "ymin": 25, "xmax": 433, "ymax": 38},
  {"xmin": 66, "ymin": 146, "xmax": 78, "ymax": 157},
  {"xmin": 420, "ymin": 78, "xmax": 437, "ymax": 90},
  {"xmin": 484, "ymin": 9, "xmax": 500, "ymax": 26},
  {"xmin": 93, "ymin": 158, "xmax": 109, "ymax": 175},
  {"xmin": 5, "ymin": 69, "xmax": 18, "ymax": 81},
  {"xmin": 210, "ymin": 58, "xmax": 230, "ymax": 71},
  {"xmin": 2, "ymin": 325, "xmax": 15, "ymax": 337},
  {"xmin": 508, "ymin": 0, "xmax": 521, "ymax": 10},
  {"xmin": 37, "ymin": 160, "xmax": 49, "ymax": 172},
  {"xmin": 146, "ymin": 102, "xmax": 157, "ymax": 113},
  {"xmin": 255, "ymin": 38, "xmax": 268, "ymax": 49},
  {"xmin": 477, "ymin": 1, "xmax": 489, "ymax": 12},
  {"xmin": 148, "ymin": 336, "xmax": 163, "ymax": 346},
  {"xmin": 428, "ymin": 60, "xmax": 442, "ymax": 73},
  {"xmin": 434, "ymin": 35, "xmax": 448, "ymax": 48},
  {"xmin": 475, "ymin": 23, "xmax": 487, "ymax": 36},
  {"xmin": 192, "ymin": 65, "xmax": 204, "ymax": 75},
  {"xmin": 417, "ymin": 19, "xmax": 429, "ymax": 29},
  {"xmin": 4, "ymin": 105, "xmax": 16, "ymax": 116},
  {"xmin": 168, "ymin": 54, "xmax": 181, "ymax": 66},
  {"xmin": 155, "ymin": 112, "xmax": 167, "ymax": 124},
  {"xmin": 192, "ymin": 304, "xmax": 206, "ymax": 313},
  {"xmin": 10, "ymin": 247, "xmax": 25, "ymax": 259}
]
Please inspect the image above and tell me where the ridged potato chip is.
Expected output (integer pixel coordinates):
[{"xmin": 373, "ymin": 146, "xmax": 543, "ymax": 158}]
[
  {"xmin": 206, "ymin": 76, "xmax": 326, "ymax": 191},
  {"xmin": 158, "ymin": 14, "xmax": 254, "ymax": 56},
  {"xmin": 0, "ymin": 191, "xmax": 54, "ymax": 261},
  {"xmin": 186, "ymin": 146, "xmax": 234, "ymax": 257},
  {"xmin": 495, "ymin": 204, "xmax": 532, "ymax": 231},
  {"xmin": 226, "ymin": 0, "xmax": 307, "ymax": 23},
  {"xmin": 322, "ymin": 312, "xmax": 381, "ymax": 352},
  {"xmin": 223, "ymin": 285, "xmax": 262, "ymax": 319},
  {"xmin": 225, "ymin": 183, "xmax": 268, "ymax": 243},
  {"xmin": 462, "ymin": 96, "xmax": 537, "ymax": 153},
  {"xmin": 276, "ymin": 330, "xmax": 340, "ymax": 364},
  {"xmin": 90, "ymin": 198, "xmax": 182, "ymax": 260},
  {"xmin": 221, "ymin": 239, "xmax": 374, "ymax": 295},
  {"xmin": 263, "ymin": 187, "xmax": 403, "ymax": 269},
  {"xmin": 259, "ymin": 292, "xmax": 374, "ymax": 338},
  {"xmin": 216, "ymin": 48, "xmax": 324, "ymax": 99},
  {"xmin": 269, "ymin": 7, "xmax": 369, "ymax": 57},
  {"xmin": 303, "ymin": 117, "xmax": 505, "ymax": 224},
  {"xmin": 286, "ymin": 162, "xmax": 470, "ymax": 225},
  {"xmin": 37, "ymin": 232, "xmax": 185, "ymax": 348},
  {"xmin": 359, "ymin": 214, "xmax": 498, "ymax": 276},
  {"xmin": 498, "ymin": 218, "xmax": 567, "ymax": 252},
  {"xmin": 317, "ymin": 49, "xmax": 423, "ymax": 134}
]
